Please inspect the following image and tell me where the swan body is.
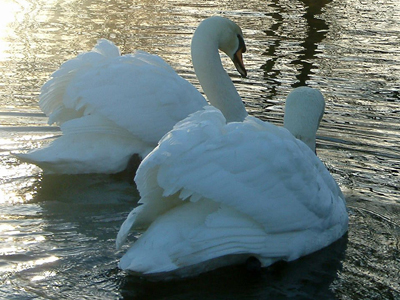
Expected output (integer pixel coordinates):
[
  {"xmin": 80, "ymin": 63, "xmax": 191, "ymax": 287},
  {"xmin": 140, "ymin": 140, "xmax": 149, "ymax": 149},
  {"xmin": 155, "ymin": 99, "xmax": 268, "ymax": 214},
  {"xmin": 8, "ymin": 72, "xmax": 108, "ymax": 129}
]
[
  {"xmin": 116, "ymin": 86, "xmax": 348, "ymax": 279},
  {"xmin": 18, "ymin": 16, "xmax": 248, "ymax": 174},
  {"xmin": 17, "ymin": 39, "xmax": 209, "ymax": 174}
]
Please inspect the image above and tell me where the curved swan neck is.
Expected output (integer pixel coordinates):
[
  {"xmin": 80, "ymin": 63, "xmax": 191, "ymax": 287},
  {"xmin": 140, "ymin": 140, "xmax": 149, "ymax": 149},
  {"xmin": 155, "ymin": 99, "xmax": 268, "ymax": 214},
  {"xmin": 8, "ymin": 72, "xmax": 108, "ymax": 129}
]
[{"xmin": 191, "ymin": 18, "xmax": 248, "ymax": 123}]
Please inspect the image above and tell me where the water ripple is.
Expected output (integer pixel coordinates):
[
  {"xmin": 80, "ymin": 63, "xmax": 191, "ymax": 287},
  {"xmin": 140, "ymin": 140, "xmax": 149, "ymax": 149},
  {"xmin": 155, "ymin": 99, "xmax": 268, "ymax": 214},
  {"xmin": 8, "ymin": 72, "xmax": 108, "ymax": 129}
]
[{"xmin": 0, "ymin": 0, "xmax": 399, "ymax": 298}]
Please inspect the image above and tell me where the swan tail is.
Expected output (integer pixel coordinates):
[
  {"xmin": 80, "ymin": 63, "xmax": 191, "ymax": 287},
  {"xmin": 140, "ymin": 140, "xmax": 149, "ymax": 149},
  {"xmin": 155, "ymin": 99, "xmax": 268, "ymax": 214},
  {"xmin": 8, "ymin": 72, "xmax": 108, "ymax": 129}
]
[{"xmin": 16, "ymin": 115, "xmax": 153, "ymax": 174}]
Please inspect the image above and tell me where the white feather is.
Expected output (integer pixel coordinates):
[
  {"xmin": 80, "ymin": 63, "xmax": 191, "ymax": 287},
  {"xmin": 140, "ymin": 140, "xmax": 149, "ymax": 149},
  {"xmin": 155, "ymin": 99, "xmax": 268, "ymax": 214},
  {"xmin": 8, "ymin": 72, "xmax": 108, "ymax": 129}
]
[
  {"xmin": 116, "ymin": 18, "xmax": 347, "ymax": 279},
  {"xmin": 116, "ymin": 106, "xmax": 348, "ymax": 278},
  {"xmin": 17, "ymin": 39, "xmax": 207, "ymax": 174}
]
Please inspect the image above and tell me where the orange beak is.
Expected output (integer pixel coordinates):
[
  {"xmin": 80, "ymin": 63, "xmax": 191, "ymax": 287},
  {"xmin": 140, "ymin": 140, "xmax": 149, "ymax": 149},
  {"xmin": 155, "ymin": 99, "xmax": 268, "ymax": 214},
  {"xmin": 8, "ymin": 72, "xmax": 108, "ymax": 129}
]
[{"xmin": 233, "ymin": 48, "xmax": 247, "ymax": 78}]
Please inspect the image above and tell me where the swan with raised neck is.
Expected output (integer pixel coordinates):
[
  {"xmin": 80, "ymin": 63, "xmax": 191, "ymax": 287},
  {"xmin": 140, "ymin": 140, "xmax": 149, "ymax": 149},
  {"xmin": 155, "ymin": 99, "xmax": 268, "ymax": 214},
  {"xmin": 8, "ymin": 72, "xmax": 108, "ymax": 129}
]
[{"xmin": 191, "ymin": 16, "xmax": 248, "ymax": 123}]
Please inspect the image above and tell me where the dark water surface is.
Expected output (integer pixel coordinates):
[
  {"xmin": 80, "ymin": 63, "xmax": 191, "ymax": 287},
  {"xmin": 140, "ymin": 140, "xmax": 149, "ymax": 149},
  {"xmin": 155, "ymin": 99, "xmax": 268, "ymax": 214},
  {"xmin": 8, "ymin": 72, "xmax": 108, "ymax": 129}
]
[{"xmin": 1, "ymin": 0, "xmax": 399, "ymax": 299}]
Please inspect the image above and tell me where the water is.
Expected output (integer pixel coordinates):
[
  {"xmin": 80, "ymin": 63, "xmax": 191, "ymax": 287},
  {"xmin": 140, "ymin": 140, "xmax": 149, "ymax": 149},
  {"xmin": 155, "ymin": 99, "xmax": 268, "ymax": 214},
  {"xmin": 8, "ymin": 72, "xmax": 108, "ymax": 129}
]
[{"xmin": 0, "ymin": 0, "xmax": 399, "ymax": 299}]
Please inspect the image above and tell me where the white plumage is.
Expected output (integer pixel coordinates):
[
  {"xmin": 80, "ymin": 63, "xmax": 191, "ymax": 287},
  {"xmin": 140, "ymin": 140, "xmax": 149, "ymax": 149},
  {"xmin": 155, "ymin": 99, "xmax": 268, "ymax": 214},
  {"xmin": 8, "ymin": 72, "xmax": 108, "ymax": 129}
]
[
  {"xmin": 116, "ymin": 103, "xmax": 348, "ymax": 279},
  {"xmin": 18, "ymin": 16, "xmax": 249, "ymax": 174},
  {"xmin": 115, "ymin": 17, "xmax": 348, "ymax": 279},
  {"xmin": 17, "ymin": 39, "xmax": 207, "ymax": 174}
]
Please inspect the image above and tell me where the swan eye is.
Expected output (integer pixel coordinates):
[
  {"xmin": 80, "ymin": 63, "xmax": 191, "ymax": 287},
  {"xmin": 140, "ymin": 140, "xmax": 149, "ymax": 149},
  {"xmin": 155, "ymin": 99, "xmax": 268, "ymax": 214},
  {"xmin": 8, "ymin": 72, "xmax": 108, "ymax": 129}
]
[{"xmin": 237, "ymin": 34, "xmax": 246, "ymax": 53}]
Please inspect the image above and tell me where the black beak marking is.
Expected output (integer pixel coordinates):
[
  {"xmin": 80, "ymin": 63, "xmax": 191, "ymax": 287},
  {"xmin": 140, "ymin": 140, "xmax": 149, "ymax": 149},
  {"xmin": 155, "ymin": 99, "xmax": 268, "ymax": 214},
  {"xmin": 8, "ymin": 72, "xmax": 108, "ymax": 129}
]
[{"xmin": 233, "ymin": 34, "xmax": 247, "ymax": 78}]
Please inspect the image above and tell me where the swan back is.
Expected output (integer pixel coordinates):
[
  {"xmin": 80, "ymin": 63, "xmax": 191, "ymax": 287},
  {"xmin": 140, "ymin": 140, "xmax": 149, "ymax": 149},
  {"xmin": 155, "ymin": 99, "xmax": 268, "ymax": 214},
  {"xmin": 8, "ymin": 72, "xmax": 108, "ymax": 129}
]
[{"xmin": 284, "ymin": 86, "xmax": 325, "ymax": 152}]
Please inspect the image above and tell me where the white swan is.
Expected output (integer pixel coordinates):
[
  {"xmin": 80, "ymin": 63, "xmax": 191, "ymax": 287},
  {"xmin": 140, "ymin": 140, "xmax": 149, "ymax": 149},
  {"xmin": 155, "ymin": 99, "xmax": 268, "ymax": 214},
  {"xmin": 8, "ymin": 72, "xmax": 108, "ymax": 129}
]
[
  {"xmin": 16, "ymin": 17, "xmax": 247, "ymax": 174},
  {"xmin": 116, "ymin": 90, "xmax": 348, "ymax": 279},
  {"xmin": 115, "ymin": 19, "xmax": 348, "ymax": 279}
]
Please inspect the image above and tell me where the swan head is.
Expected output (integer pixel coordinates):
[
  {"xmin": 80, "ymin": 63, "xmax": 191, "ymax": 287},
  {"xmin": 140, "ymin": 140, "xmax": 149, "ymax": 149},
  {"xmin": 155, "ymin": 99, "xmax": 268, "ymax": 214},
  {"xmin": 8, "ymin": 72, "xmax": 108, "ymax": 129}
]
[
  {"xmin": 283, "ymin": 87, "xmax": 325, "ymax": 153},
  {"xmin": 190, "ymin": 17, "xmax": 248, "ymax": 123},
  {"xmin": 216, "ymin": 18, "xmax": 247, "ymax": 78},
  {"xmin": 191, "ymin": 16, "xmax": 247, "ymax": 78}
]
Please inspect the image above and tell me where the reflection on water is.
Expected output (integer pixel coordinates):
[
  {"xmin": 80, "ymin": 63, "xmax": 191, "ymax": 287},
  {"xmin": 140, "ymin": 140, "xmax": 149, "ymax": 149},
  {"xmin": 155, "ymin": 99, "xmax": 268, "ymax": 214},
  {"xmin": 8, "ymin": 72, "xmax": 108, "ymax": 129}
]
[
  {"xmin": 0, "ymin": 0, "xmax": 399, "ymax": 299},
  {"xmin": 260, "ymin": 0, "xmax": 333, "ymax": 94}
]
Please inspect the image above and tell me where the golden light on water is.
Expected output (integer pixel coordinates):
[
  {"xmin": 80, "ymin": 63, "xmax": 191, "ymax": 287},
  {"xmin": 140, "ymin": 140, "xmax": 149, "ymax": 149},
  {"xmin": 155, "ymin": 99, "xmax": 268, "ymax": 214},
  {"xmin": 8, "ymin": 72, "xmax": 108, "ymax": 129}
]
[
  {"xmin": 0, "ymin": 223, "xmax": 17, "ymax": 233},
  {"xmin": 0, "ymin": 0, "xmax": 18, "ymax": 32},
  {"xmin": 31, "ymin": 270, "xmax": 57, "ymax": 282},
  {"xmin": 0, "ymin": 220, "xmax": 58, "ymax": 278},
  {"xmin": 0, "ymin": 254, "xmax": 59, "ymax": 275},
  {"xmin": 0, "ymin": 0, "xmax": 18, "ymax": 59},
  {"xmin": 0, "ymin": 189, "xmax": 18, "ymax": 204},
  {"xmin": 0, "ymin": 175, "xmax": 36, "ymax": 204},
  {"xmin": 0, "ymin": 144, "xmax": 39, "ymax": 204},
  {"xmin": 33, "ymin": 256, "xmax": 59, "ymax": 266},
  {"xmin": 23, "ymin": 235, "xmax": 46, "ymax": 245}
]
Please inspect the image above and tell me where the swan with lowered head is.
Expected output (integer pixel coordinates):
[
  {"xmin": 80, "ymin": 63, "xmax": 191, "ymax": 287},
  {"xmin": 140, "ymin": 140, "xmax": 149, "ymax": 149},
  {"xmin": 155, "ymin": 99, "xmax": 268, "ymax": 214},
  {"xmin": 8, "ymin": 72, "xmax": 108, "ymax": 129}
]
[
  {"xmin": 16, "ymin": 17, "xmax": 247, "ymax": 174},
  {"xmin": 115, "ymin": 19, "xmax": 348, "ymax": 280},
  {"xmin": 284, "ymin": 86, "xmax": 325, "ymax": 153}
]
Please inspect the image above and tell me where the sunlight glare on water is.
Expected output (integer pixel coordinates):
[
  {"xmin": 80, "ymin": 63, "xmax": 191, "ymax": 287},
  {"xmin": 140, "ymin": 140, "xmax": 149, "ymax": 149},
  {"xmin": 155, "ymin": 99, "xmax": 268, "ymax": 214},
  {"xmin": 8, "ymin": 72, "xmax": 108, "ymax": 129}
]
[
  {"xmin": 0, "ymin": 0, "xmax": 399, "ymax": 299},
  {"xmin": 0, "ymin": 0, "xmax": 18, "ymax": 60}
]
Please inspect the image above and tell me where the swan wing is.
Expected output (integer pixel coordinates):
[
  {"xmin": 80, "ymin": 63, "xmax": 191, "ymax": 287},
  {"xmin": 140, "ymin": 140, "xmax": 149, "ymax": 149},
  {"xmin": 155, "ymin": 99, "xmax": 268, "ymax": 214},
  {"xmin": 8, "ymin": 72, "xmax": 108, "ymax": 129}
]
[
  {"xmin": 119, "ymin": 198, "xmax": 346, "ymax": 276},
  {"xmin": 66, "ymin": 54, "xmax": 206, "ymax": 144},
  {"xmin": 155, "ymin": 108, "xmax": 346, "ymax": 230},
  {"xmin": 119, "ymin": 199, "xmax": 279, "ymax": 275},
  {"xmin": 117, "ymin": 107, "xmax": 348, "ymax": 256},
  {"xmin": 40, "ymin": 39, "xmax": 207, "ymax": 146},
  {"xmin": 39, "ymin": 39, "xmax": 120, "ymax": 124}
]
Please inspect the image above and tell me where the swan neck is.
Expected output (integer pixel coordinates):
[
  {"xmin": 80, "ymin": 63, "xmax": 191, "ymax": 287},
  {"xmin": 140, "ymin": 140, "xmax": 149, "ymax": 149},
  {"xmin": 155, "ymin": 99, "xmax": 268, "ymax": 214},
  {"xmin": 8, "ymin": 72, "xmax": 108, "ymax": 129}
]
[{"xmin": 191, "ymin": 25, "xmax": 247, "ymax": 123}]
